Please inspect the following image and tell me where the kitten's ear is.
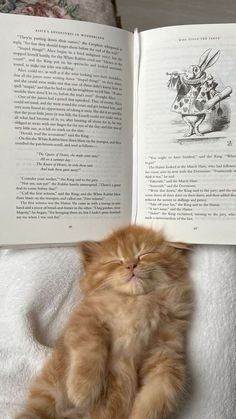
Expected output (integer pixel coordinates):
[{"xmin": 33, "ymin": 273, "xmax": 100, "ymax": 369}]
[
  {"xmin": 79, "ymin": 240, "xmax": 102, "ymax": 265},
  {"xmin": 166, "ymin": 241, "xmax": 192, "ymax": 251}
]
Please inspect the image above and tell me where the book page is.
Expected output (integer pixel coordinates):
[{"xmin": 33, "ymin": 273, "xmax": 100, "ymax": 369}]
[
  {"xmin": 136, "ymin": 24, "xmax": 236, "ymax": 244},
  {"xmin": 0, "ymin": 14, "xmax": 133, "ymax": 246}
]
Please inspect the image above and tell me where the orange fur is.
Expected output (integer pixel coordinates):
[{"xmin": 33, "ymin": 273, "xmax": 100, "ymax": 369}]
[{"xmin": 15, "ymin": 225, "xmax": 193, "ymax": 419}]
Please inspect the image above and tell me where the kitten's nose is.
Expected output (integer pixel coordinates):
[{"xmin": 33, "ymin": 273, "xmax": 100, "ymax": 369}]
[{"xmin": 127, "ymin": 261, "xmax": 137, "ymax": 272}]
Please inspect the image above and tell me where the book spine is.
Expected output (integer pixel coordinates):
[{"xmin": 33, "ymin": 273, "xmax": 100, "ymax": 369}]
[{"xmin": 131, "ymin": 28, "xmax": 140, "ymax": 224}]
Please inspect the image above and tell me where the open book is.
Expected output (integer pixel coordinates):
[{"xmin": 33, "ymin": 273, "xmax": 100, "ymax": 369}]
[{"xmin": 0, "ymin": 13, "xmax": 235, "ymax": 246}]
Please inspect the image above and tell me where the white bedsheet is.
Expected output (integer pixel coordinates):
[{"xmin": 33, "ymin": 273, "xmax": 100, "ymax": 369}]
[{"xmin": 0, "ymin": 245, "xmax": 235, "ymax": 419}]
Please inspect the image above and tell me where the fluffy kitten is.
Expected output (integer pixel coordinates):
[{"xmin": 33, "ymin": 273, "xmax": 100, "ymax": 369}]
[{"xmin": 15, "ymin": 225, "xmax": 193, "ymax": 419}]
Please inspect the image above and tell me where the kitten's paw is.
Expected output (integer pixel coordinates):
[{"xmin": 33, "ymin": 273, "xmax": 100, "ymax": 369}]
[{"xmin": 67, "ymin": 377, "xmax": 100, "ymax": 411}]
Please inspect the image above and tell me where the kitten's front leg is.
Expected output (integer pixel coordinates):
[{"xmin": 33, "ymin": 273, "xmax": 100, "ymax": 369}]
[
  {"xmin": 130, "ymin": 346, "xmax": 186, "ymax": 419},
  {"xmin": 65, "ymin": 311, "xmax": 110, "ymax": 414}
]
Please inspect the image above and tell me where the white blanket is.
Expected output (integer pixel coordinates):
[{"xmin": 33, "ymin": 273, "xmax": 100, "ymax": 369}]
[{"xmin": 0, "ymin": 244, "xmax": 235, "ymax": 418}]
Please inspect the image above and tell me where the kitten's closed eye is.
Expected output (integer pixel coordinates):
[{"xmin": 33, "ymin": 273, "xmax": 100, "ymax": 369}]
[
  {"xmin": 138, "ymin": 252, "xmax": 160, "ymax": 260},
  {"xmin": 102, "ymin": 252, "xmax": 161, "ymax": 266},
  {"xmin": 102, "ymin": 259, "xmax": 123, "ymax": 266}
]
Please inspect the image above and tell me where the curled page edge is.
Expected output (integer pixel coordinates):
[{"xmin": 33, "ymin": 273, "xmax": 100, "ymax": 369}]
[{"xmin": 131, "ymin": 28, "xmax": 141, "ymax": 224}]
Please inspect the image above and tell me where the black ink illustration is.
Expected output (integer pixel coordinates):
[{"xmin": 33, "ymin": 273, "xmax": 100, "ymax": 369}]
[{"xmin": 167, "ymin": 49, "xmax": 232, "ymax": 138}]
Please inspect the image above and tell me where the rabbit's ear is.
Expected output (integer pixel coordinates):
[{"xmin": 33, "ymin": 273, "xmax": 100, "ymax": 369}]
[
  {"xmin": 199, "ymin": 48, "xmax": 212, "ymax": 69},
  {"xmin": 201, "ymin": 50, "xmax": 221, "ymax": 72}
]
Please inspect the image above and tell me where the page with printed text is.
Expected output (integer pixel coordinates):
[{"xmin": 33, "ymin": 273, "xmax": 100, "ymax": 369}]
[
  {"xmin": 0, "ymin": 14, "xmax": 134, "ymax": 246},
  {"xmin": 135, "ymin": 24, "xmax": 236, "ymax": 244}
]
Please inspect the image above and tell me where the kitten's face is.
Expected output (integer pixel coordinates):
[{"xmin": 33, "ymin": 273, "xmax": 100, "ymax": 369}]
[{"xmin": 80, "ymin": 225, "xmax": 189, "ymax": 296}]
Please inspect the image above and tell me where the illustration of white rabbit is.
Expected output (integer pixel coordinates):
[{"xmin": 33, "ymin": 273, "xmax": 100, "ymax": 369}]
[{"xmin": 168, "ymin": 49, "xmax": 232, "ymax": 137}]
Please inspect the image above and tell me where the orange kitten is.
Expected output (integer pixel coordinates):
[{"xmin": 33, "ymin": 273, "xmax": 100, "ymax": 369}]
[{"xmin": 15, "ymin": 225, "xmax": 193, "ymax": 419}]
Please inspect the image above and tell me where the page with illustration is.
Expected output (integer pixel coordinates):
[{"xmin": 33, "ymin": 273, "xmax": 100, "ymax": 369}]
[
  {"xmin": 135, "ymin": 24, "xmax": 236, "ymax": 244},
  {"xmin": 0, "ymin": 14, "xmax": 133, "ymax": 246}
]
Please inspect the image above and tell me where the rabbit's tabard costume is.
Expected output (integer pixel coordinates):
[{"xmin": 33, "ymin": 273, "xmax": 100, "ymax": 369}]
[{"xmin": 171, "ymin": 73, "xmax": 210, "ymax": 115}]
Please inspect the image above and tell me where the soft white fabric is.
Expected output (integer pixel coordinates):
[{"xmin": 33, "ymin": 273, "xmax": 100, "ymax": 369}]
[
  {"xmin": 175, "ymin": 245, "xmax": 236, "ymax": 419},
  {"xmin": 0, "ymin": 245, "xmax": 235, "ymax": 418},
  {"xmin": 0, "ymin": 246, "xmax": 83, "ymax": 418}
]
